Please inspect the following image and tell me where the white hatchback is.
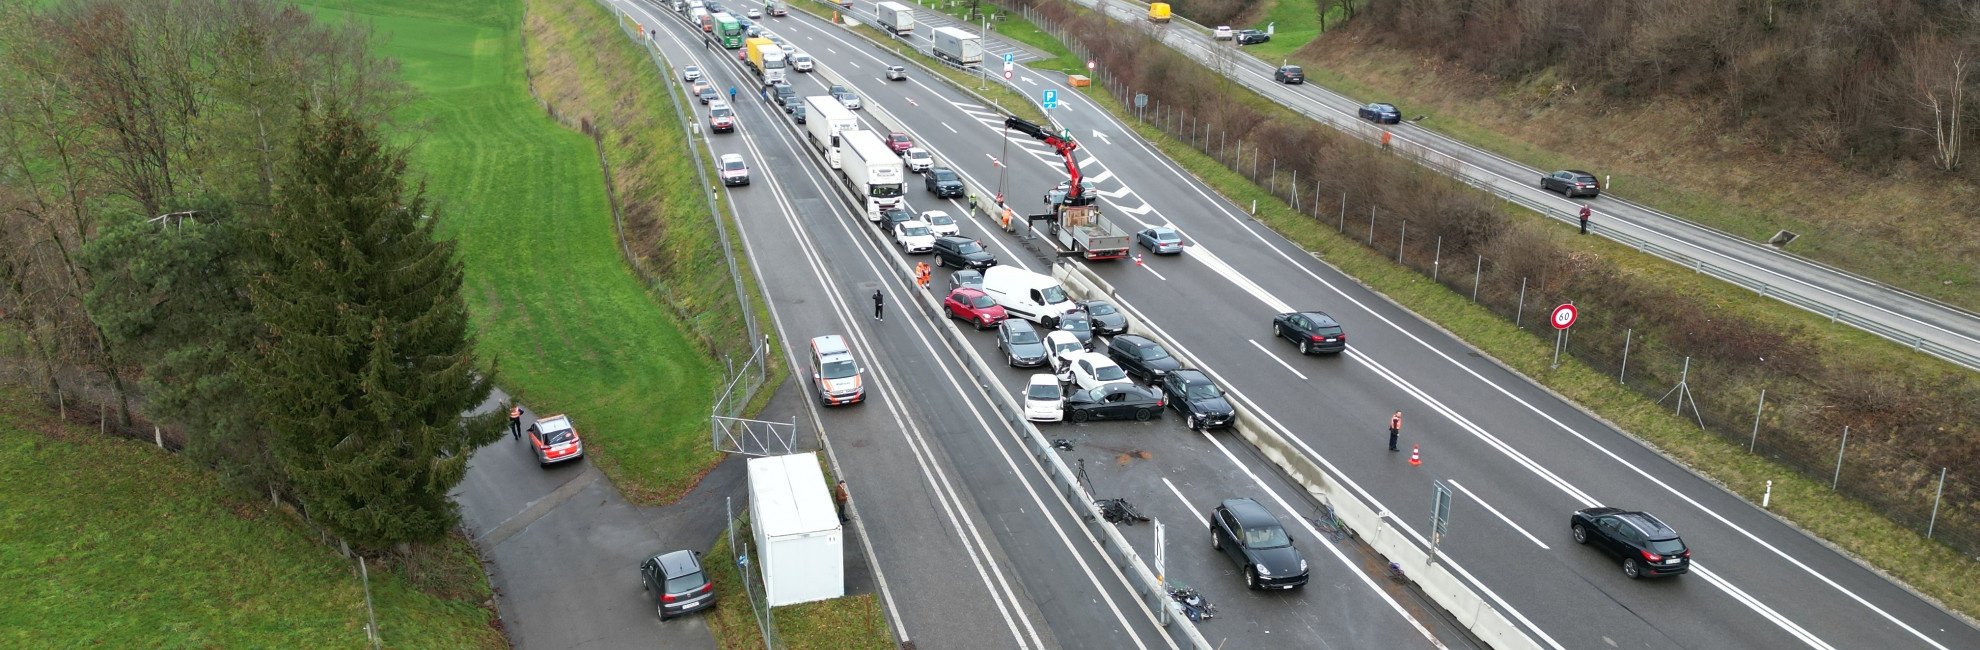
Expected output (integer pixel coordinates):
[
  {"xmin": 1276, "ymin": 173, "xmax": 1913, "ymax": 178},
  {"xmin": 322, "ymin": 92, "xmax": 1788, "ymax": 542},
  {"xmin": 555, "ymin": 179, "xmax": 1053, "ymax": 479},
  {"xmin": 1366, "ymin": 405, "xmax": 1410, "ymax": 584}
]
[
  {"xmin": 1063, "ymin": 351, "xmax": 1133, "ymax": 392},
  {"xmin": 1023, "ymin": 374, "xmax": 1063, "ymax": 422}
]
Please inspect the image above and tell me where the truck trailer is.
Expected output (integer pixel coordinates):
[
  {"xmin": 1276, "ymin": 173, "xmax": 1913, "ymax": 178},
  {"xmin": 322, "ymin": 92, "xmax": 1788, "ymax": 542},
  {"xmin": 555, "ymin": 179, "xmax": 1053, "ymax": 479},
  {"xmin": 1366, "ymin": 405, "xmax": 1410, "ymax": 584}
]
[
  {"xmin": 874, "ymin": 1, "xmax": 915, "ymax": 35},
  {"xmin": 931, "ymin": 26, "xmax": 983, "ymax": 67},
  {"xmin": 838, "ymin": 130, "xmax": 906, "ymax": 221},
  {"xmin": 744, "ymin": 37, "xmax": 787, "ymax": 85},
  {"xmin": 802, "ymin": 95, "xmax": 859, "ymax": 169}
]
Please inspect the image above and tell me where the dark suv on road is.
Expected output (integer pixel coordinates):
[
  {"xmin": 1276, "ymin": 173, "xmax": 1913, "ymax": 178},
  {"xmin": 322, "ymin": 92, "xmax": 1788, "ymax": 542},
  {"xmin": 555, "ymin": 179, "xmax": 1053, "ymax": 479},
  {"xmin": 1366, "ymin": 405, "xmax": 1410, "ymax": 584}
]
[
  {"xmin": 1234, "ymin": 29, "xmax": 1270, "ymax": 45},
  {"xmin": 1162, "ymin": 369, "xmax": 1233, "ymax": 430},
  {"xmin": 1570, "ymin": 508, "xmax": 1691, "ymax": 579},
  {"xmin": 1210, "ymin": 498, "xmax": 1307, "ymax": 590},
  {"xmin": 1273, "ymin": 65, "xmax": 1305, "ymax": 84},
  {"xmin": 932, "ymin": 236, "xmax": 997, "ymax": 269},
  {"xmin": 1107, "ymin": 334, "xmax": 1180, "ymax": 381},
  {"xmin": 1542, "ymin": 170, "xmax": 1601, "ymax": 198},
  {"xmin": 1271, "ymin": 311, "xmax": 1346, "ymax": 354},
  {"xmin": 640, "ymin": 549, "xmax": 715, "ymax": 620},
  {"xmin": 925, "ymin": 167, "xmax": 964, "ymax": 198}
]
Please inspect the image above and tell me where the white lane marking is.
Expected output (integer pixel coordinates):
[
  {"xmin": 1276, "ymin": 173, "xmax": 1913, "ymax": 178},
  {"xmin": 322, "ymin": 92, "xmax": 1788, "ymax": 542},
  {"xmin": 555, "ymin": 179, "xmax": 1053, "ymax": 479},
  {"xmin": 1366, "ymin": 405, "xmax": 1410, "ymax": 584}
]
[
  {"xmin": 1444, "ymin": 480, "xmax": 1548, "ymax": 550},
  {"xmin": 944, "ymin": 122, "xmax": 957, "ymax": 133},
  {"xmin": 1200, "ymin": 431, "xmax": 1448, "ymax": 649},
  {"xmin": 1085, "ymin": 169, "xmax": 1115, "ymax": 184},
  {"xmin": 1138, "ymin": 261, "xmax": 1167, "ymax": 281},
  {"xmin": 1247, "ymin": 339, "xmax": 1307, "ymax": 381},
  {"xmin": 1160, "ymin": 478, "xmax": 1207, "ymax": 528},
  {"xmin": 1695, "ymin": 565, "xmax": 1837, "ymax": 650}
]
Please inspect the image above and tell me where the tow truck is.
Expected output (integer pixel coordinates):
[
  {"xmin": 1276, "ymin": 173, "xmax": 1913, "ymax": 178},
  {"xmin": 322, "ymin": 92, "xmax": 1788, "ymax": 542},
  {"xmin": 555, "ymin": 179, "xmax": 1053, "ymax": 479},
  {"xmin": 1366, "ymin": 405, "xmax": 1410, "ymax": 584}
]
[{"xmin": 1003, "ymin": 116, "xmax": 1131, "ymax": 260}]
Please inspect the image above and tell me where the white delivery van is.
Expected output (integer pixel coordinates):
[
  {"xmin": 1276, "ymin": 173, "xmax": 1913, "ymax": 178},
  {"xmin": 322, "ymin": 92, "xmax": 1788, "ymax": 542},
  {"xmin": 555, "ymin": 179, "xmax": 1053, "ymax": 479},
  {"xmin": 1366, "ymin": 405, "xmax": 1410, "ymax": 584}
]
[{"xmin": 981, "ymin": 266, "xmax": 1079, "ymax": 325}]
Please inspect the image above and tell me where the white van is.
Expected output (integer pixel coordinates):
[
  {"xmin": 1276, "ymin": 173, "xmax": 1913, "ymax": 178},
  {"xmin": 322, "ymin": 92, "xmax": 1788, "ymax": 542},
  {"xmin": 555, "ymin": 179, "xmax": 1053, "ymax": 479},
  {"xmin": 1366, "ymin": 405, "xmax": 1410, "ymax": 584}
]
[
  {"xmin": 809, "ymin": 335, "xmax": 864, "ymax": 406},
  {"xmin": 981, "ymin": 266, "xmax": 1078, "ymax": 325}
]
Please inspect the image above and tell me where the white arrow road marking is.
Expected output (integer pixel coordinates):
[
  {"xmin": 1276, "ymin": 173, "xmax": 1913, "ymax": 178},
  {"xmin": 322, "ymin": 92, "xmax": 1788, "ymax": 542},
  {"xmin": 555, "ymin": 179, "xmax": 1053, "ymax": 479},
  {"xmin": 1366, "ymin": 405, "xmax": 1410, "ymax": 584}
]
[
  {"xmin": 1023, "ymin": 76, "xmax": 1036, "ymax": 85},
  {"xmin": 1114, "ymin": 202, "xmax": 1156, "ymax": 216},
  {"xmin": 1084, "ymin": 169, "xmax": 1114, "ymax": 184},
  {"xmin": 1090, "ymin": 129, "xmax": 1112, "ymax": 144},
  {"xmin": 1095, "ymin": 185, "xmax": 1134, "ymax": 199}
]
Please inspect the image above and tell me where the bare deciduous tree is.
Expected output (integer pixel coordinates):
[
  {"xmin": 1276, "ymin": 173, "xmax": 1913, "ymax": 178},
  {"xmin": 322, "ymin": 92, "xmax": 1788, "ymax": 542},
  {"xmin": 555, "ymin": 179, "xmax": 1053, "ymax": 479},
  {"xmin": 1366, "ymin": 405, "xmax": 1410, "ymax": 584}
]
[{"xmin": 1893, "ymin": 28, "xmax": 1972, "ymax": 171}]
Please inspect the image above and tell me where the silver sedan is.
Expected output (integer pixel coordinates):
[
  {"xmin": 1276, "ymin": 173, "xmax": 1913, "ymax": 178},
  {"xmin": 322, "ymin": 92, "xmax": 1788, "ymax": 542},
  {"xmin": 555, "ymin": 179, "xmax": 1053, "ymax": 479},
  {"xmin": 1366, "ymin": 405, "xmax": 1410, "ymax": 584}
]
[{"xmin": 1136, "ymin": 226, "xmax": 1184, "ymax": 254}]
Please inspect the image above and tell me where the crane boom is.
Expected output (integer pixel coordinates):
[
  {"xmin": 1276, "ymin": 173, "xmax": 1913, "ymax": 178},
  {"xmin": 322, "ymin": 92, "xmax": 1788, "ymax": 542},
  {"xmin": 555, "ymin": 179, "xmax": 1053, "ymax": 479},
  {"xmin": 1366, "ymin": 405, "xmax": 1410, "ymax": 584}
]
[{"xmin": 1003, "ymin": 116, "xmax": 1090, "ymax": 205}]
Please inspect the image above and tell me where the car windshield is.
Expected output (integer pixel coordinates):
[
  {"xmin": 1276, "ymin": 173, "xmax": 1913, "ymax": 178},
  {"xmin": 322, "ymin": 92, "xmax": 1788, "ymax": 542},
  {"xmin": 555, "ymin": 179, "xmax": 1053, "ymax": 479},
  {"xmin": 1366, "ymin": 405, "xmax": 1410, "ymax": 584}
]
[
  {"xmin": 904, "ymin": 225, "xmax": 930, "ymax": 236},
  {"xmin": 1093, "ymin": 363, "xmax": 1126, "ymax": 382},
  {"xmin": 1186, "ymin": 384, "xmax": 1223, "ymax": 400},
  {"xmin": 538, "ymin": 426, "xmax": 576, "ymax": 445},
  {"xmin": 1648, "ymin": 538, "xmax": 1686, "ymax": 555},
  {"xmin": 1574, "ymin": 175, "xmax": 1597, "ymax": 183},
  {"xmin": 722, "ymin": 160, "xmax": 745, "ymax": 170},
  {"xmin": 1059, "ymin": 314, "xmax": 1090, "ymax": 331},
  {"xmin": 1039, "ymin": 285, "xmax": 1068, "ymax": 304},
  {"xmin": 1007, "ymin": 329, "xmax": 1039, "ymax": 344},
  {"xmin": 713, "ymin": 107, "xmax": 733, "ymax": 117},
  {"xmin": 1086, "ymin": 302, "xmax": 1117, "ymax": 316},
  {"xmin": 821, "ymin": 359, "xmax": 858, "ymax": 380},
  {"xmin": 933, "ymin": 170, "xmax": 957, "ymax": 181},
  {"xmin": 929, "ymin": 214, "xmax": 954, "ymax": 226},
  {"xmin": 1141, "ymin": 346, "xmax": 1172, "ymax": 361},
  {"xmin": 687, "ymin": 66, "xmax": 700, "ymax": 75},
  {"xmin": 1027, "ymin": 382, "xmax": 1061, "ymax": 400},
  {"xmin": 955, "ymin": 241, "xmax": 982, "ymax": 253},
  {"xmin": 1244, "ymin": 523, "xmax": 1291, "ymax": 548},
  {"xmin": 663, "ymin": 569, "xmax": 707, "ymax": 594},
  {"xmin": 970, "ymin": 295, "xmax": 996, "ymax": 309}
]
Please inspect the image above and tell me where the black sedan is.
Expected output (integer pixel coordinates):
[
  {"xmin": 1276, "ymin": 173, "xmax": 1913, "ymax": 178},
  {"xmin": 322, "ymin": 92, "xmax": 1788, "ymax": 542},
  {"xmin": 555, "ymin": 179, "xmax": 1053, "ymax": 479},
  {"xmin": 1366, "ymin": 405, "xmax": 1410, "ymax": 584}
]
[
  {"xmin": 790, "ymin": 104, "xmax": 806, "ymax": 124},
  {"xmin": 1272, "ymin": 311, "xmax": 1346, "ymax": 354},
  {"xmin": 998, "ymin": 319, "xmax": 1050, "ymax": 367},
  {"xmin": 1080, "ymin": 300, "xmax": 1128, "ymax": 336},
  {"xmin": 1162, "ymin": 369, "xmax": 1233, "ymax": 430},
  {"xmin": 1570, "ymin": 508, "xmax": 1691, "ymax": 579},
  {"xmin": 1210, "ymin": 498, "xmax": 1307, "ymax": 590},
  {"xmin": 1234, "ymin": 29, "xmax": 1269, "ymax": 45},
  {"xmin": 1542, "ymin": 169, "xmax": 1601, "ymax": 198},
  {"xmin": 1107, "ymin": 334, "xmax": 1180, "ymax": 382},
  {"xmin": 925, "ymin": 167, "xmax": 964, "ymax": 198},
  {"xmin": 1064, "ymin": 383, "xmax": 1165, "ymax": 423},
  {"xmin": 697, "ymin": 86, "xmax": 720, "ymax": 104},
  {"xmin": 1358, "ymin": 102, "xmax": 1401, "ymax": 124}
]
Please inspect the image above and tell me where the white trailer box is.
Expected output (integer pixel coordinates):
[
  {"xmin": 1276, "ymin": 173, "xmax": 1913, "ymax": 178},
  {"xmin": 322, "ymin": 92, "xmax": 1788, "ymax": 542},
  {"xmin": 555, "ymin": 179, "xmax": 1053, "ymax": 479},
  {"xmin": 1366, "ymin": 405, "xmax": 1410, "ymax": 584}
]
[
  {"xmin": 747, "ymin": 453, "xmax": 844, "ymax": 607},
  {"xmin": 931, "ymin": 26, "xmax": 983, "ymax": 66},
  {"xmin": 875, "ymin": 1, "xmax": 915, "ymax": 34},
  {"xmin": 803, "ymin": 95, "xmax": 859, "ymax": 169},
  {"xmin": 838, "ymin": 130, "xmax": 906, "ymax": 220}
]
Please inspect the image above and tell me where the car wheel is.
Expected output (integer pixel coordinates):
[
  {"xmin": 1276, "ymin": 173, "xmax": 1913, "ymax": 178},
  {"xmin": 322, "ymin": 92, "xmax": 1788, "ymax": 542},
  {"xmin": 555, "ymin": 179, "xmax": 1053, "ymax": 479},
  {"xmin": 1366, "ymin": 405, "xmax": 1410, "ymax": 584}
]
[
  {"xmin": 1572, "ymin": 524, "xmax": 1589, "ymax": 545},
  {"xmin": 1622, "ymin": 558, "xmax": 1642, "ymax": 579},
  {"xmin": 1070, "ymin": 409, "xmax": 1090, "ymax": 423},
  {"xmin": 1189, "ymin": 414, "xmax": 1203, "ymax": 431},
  {"xmin": 1211, "ymin": 527, "xmax": 1221, "ymax": 549},
  {"xmin": 1135, "ymin": 408, "xmax": 1152, "ymax": 422},
  {"xmin": 1273, "ymin": 322, "xmax": 1283, "ymax": 339},
  {"xmin": 1299, "ymin": 340, "xmax": 1311, "ymax": 355},
  {"xmin": 973, "ymin": 318, "xmax": 986, "ymax": 331},
  {"xmin": 1245, "ymin": 567, "xmax": 1259, "ymax": 590},
  {"xmin": 1006, "ymin": 354, "xmax": 1018, "ymax": 368}
]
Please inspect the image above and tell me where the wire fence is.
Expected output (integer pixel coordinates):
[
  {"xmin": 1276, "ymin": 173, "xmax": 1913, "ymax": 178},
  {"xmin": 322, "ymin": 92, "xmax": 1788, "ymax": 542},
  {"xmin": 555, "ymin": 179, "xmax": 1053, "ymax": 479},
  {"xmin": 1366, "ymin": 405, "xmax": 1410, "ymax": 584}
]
[
  {"xmin": 1003, "ymin": 5, "xmax": 1980, "ymax": 559},
  {"xmin": 727, "ymin": 498, "xmax": 784, "ymax": 649}
]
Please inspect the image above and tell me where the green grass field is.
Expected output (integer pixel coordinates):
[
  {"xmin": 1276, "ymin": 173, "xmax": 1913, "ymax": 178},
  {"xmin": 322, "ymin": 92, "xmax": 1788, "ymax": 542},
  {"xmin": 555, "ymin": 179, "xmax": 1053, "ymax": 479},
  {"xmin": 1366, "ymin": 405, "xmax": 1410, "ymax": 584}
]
[
  {"xmin": 0, "ymin": 387, "xmax": 503, "ymax": 648},
  {"xmin": 1231, "ymin": 0, "xmax": 1331, "ymax": 60},
  {"xmin": 298, "ymin": 0, "xmax": 724, "ymax": 503}
]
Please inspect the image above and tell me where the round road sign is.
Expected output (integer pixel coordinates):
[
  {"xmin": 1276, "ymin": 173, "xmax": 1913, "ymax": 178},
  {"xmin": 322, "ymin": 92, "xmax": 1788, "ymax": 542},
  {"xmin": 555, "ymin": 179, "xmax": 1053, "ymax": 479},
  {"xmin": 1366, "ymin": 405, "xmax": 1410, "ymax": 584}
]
[
  {"xmin": 1550, "ymin": 304, "xmax": 1578, "ymax": 330},
  {"xmin": 1087, "ymin": 60, "xmax": 1096, "ymax": 71},
  {"xmin": 1003, "ymin": 69, "xmax": 1012, "ymax": 80}
]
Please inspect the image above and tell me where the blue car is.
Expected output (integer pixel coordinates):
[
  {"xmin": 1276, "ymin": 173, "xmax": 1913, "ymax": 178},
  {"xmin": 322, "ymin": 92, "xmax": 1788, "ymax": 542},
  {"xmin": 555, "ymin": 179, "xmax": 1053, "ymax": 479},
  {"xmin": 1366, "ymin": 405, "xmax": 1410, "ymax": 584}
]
[{"xmin": 1358, "ymin": 102, "xmax": 1401, "ymax": 125}]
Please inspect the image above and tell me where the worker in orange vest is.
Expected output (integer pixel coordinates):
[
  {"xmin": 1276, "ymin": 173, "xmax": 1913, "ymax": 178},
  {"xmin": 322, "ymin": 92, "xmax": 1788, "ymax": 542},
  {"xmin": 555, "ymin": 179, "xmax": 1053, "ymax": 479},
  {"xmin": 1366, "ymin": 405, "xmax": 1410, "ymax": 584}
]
[
  {"xmin": 509, "ymin": 404, "xmax": 524, "ymax": 440},
  {"xmin": 1387, "ymin": 411, "xmax": 1403, "ymax": 452},
  {"xmin": 915, "ymin": 262, "xmax": 932, "ymax": 289}
]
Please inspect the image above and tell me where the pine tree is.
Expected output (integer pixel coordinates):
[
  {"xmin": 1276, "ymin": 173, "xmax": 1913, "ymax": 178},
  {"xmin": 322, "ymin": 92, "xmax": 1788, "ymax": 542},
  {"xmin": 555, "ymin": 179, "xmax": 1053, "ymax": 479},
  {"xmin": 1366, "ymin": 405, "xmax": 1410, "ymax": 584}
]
[{"xmin": 247, "ymin": 105, "xmax": 494, "ymax": 551}]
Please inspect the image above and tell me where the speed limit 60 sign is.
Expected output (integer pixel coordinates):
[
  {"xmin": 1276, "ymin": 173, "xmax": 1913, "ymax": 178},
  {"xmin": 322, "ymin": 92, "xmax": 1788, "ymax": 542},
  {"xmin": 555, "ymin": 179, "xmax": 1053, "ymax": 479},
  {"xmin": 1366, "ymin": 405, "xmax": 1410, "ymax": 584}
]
[{"xmin": 1550, "ymin": 304, "xmax": 1578, "ymax": 330}]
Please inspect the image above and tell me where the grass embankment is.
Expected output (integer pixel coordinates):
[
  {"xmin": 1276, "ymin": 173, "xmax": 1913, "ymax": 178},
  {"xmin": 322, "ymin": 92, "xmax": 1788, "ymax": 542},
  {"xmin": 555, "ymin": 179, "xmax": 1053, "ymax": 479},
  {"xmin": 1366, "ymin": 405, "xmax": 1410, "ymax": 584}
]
[
  {"xmin": 792, "ymin": 0, "xmax": 1051, "ymax": 124},
  {"xmin": 1285, "ymin": 33, "xmax": 1980, "ymax": 310},
  {"xmin": 0, "ymin": 386, "xmax": 503, "ymax": 648},
  {"xmin": 1068, "ymin": 79, "xmax": 1980, "ymax": 618},
  {"xmin": 1225, "ymin": 0, "xmax": 1335, "ymax": 60},
  {"xmin": 700, "ymin": 519, "xmax": 893, "ymax": 650},
  {"xmin": 299, "ymin": 0, "xmax": 731, "ymax": 504}
]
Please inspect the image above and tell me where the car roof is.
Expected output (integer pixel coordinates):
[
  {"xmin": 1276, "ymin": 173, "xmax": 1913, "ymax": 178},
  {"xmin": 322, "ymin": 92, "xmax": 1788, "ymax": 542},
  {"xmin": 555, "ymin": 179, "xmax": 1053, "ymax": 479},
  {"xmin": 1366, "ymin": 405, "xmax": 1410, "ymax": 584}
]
[
  {"xmin": 535, "ymin": 414, "xmax": 574, "ymax": 434},
  {"xmin": 720, "ymin": 153, "xmax": 744, "ymax": 163},
  {"xmin": 936, "ymin": 235, "xmax": 972, "ymax": 245},
  {"xmin": 654, "ymin": 549, "xmax": 701, "ymax": 577},
  {"xmin": 1113, "ymin": 333, "xmax": 1154, "ymax": 347},
  {"xmin": 1616, "ymin": 512, "xmax": 1680, "ymax": 539},
  {"xmin": 1045, "ymin": 330, "xmax": 1080, "ymax": 344},
  {"xmin": 1219, "ymin": 497, "xmax": 1277, "ymax": 524},
  {"xmin": 811, "ymin": 334, "xmax": 851, "ymax": 356},
  {"xmin": 1170, "ymin": 368, "xmax": 1210, "ymax": 385},
  {"xmin": 950, "ymin": 287, "xmax": 986, "ymax": 298},
  {"xmin": 899, "ymin": 219, "xmax": 928, "ymax": 227},
  {"xmin": 1295, "ymin": 311, "xmax": 1338, "ymax": 325},
  {"xmin": 1067, "ymin": 351, "xmax": 1114, "ymax": 365},
  {"xmin": 1002, "ymin": 319, "xmax": 1036, "ymax": 334},
  {"xmin": 1370, "ymin": 102, "xmax": 1396, "ymax": 109},
  {"xmin": 1565, "ymin": 169, "xmax": 1596, "ymax": 176},
  {"xmin": 1027, "ymin": 373, "xmax": 1058, "ymax": 386}
]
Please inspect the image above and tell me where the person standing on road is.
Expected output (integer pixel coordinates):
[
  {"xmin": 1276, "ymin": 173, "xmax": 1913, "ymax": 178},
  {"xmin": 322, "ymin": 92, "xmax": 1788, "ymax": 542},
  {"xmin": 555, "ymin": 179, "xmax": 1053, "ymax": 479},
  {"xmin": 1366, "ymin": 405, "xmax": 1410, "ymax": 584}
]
[
  {"xmin": 509, "ymin": 403, "xmax": 524, "ymax": 440},
  {"xmin": 834, "ymin": 480, "xmax": 851, "ymax": 522},
  {"xmin": 1388, "ymin": 411, "xmax": 1403, "ymax": 452},
  {"xmin": 728, "ymin": 86, "xmax": 737, "ymax": 102},
  {"xmin": 872, "ymin": 289, "xmax": 885, "ymax": 321},
  {"xmin": 1578, "ymin": 204, "xmax": 1592, "ymax": 235}
]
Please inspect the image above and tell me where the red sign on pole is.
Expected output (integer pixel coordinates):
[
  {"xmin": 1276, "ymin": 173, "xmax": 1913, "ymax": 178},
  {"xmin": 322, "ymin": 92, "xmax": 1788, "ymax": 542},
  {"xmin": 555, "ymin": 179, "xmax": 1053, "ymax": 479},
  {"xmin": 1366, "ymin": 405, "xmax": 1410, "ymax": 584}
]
[{"xmin": 1550, "ymin": 304, "xmax": 1578, "ymax": 330}]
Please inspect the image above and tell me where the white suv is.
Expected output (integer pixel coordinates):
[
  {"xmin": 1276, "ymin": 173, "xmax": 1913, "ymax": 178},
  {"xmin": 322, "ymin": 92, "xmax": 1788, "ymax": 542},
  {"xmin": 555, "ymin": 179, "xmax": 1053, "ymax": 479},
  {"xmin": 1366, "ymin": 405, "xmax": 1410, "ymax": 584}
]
[
  {"xmin": 922, "ymin": 210, "xmax": 958, "ymax": 237},
  {"xmin": 894, "ymin": 219, "xmax": 935, "ymax": 253},
  {"xmin": 903, "ymin": 147, "xmax": 933, "ymax": 173},
  {"xmin": 1063, "ymin": 351, "xmax": 1132, "ymax": 392}
]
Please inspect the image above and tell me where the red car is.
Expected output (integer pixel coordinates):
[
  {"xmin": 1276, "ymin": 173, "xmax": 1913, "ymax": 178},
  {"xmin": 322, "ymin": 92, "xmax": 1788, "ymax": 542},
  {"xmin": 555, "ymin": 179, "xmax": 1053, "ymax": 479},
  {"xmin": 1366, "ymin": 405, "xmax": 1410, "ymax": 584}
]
[
  {"xmin": 887, "ymin": 131, "xmax": 913, "ymax": 154},
  {"xmin": 526, "ymin": 414, "xmax": 585, "ymax": 467},
  {"xmin": 945, "ymin": 287, "xmax": 1007, "ymax": 329}
]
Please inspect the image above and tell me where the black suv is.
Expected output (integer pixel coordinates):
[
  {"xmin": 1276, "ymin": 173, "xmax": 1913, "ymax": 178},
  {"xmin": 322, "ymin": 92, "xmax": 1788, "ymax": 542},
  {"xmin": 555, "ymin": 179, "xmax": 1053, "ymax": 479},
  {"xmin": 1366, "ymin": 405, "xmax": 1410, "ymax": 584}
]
[
  {"xmin": 639, "ymin": 549, "xmax": 716, "ymax": 620},
  {"xmin": 1210, "ymin": 498, "xmax": 1307, "ymax": 590},
  {"xmin": 1273, "ymin": 64, "xmax": 1304, "ymax": 84},
  {"xmin": 933, "ymin": 236, "xmax": 997, "ymax": 269},
  {"xmin": 1271, "ymin": 311, "xmax": 1346, "ymax": 354},
  {"xmin": 1107, "ymin": 334, "xmax": 1180, "ymax": 381},
  {"xmin": 1162, "ymin": 369, "xmax": 1233, "ymax": 430},
  {"xmin": 773, "ymin": 83, "xmax": 799, "ymax": 110},
  {"xmin": 1542, "ymin": 169, "xmax": 1601, "ymax": 198},
  {"xmin": 1234, "ymin": 29, "xmax": 1270, "ymax": 45},
  {"xmin": 925, "ymin": 167, "xmax": 964, "ymax": 198},
  {"xmin": 1570, "ymin": 508, "xmax": 1691, "ymax": 579}
]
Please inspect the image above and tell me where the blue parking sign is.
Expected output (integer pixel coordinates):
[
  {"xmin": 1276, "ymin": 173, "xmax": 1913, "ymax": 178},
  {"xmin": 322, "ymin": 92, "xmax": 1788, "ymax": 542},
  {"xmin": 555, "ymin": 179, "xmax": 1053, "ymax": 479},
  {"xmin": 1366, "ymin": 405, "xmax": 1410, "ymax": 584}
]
[
  {"xmin": 1003, "ymin": 52, "xmax": 1015, "ymax": 64},
  {"xmin": 1042, "ymin": 89, "xmax": 1058, "ymax": 110}
]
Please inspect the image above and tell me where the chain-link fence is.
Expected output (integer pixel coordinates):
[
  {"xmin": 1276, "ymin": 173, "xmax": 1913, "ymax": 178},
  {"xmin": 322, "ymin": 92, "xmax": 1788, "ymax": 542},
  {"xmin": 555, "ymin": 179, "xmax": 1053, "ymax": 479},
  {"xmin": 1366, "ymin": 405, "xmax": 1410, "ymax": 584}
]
[
  {"xmin": 727, "ymin": 497, "xmax": 783, "ymax": 649},
  {"xmin": 1000, "ymin": 3, "xmax": 1980, "ymax": 559}
]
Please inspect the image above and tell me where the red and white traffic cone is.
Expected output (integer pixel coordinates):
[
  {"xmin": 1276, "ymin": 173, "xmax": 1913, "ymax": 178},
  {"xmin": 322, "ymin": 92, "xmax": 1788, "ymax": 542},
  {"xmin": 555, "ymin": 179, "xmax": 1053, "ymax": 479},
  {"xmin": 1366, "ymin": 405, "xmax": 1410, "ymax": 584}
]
[
  {"xmin": 1134, "ymin": 253, "xmax": 1144, "ymax": 267},
  {"xmin": 1408, "ymin": 444, "xmax": 1422, "ymax": 467}
]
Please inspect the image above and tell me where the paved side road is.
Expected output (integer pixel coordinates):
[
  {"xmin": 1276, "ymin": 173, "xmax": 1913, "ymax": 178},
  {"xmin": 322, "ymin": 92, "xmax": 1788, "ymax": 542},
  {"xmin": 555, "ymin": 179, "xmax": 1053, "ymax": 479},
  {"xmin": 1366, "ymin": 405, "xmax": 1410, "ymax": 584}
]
[{"xmin": 455, "ymin": 382, "xmax": 872, "ymax": 648}]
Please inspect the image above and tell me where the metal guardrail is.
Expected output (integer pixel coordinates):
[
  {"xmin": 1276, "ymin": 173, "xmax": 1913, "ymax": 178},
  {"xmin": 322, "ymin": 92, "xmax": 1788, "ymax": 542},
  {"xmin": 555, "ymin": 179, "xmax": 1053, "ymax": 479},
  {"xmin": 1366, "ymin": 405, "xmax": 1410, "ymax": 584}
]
[{"xmin": 1059, "ymin": 0, "xmax": 1980, "ymax": 373}]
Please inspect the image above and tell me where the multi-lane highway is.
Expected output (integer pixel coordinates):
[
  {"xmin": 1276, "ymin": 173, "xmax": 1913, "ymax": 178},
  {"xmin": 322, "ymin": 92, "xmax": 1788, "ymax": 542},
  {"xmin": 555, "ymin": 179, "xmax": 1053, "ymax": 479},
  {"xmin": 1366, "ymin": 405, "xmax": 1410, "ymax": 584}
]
[
  {"xmin": 1053, "ymin": 0, "xmax": 1980, "ymax": 372},
  {"xmin": 603, "ymin": 1, "xmax": 1980, "ymax": 648}
]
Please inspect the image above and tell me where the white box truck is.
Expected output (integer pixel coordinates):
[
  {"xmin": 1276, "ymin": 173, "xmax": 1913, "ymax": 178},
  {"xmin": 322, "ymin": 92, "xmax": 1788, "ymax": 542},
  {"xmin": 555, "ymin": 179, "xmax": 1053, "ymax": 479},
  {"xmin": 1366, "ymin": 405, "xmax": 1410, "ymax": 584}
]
[
  {"xmin": 874, "ymin": 1, "xmax": 914, "ymax": 35},
  {"xmin": 931, "ymin": 26, "xmax": 983, "ymax": 67},
  {"xmin": 747, "ymin": 453, "xmax": 844, "ymax": 607},
  {"xmin": 838, "ymin": 130, "xmax": 905, "ymax": 221},
  {"xmin": 803, "ymin": 95, "xmax": 859, "ymax": 169}
]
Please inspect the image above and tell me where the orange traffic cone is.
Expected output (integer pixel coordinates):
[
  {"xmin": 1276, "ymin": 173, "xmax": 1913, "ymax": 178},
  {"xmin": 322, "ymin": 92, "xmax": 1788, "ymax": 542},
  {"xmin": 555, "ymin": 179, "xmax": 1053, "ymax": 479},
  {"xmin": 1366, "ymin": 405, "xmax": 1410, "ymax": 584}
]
[
  {"xmin": 1408, "ymin": 444, "xmax": 1422, "ymax": 467},
  {"xmin": 1134, "ymin": 253, "xmax": 1144, "ymax": 267}
]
